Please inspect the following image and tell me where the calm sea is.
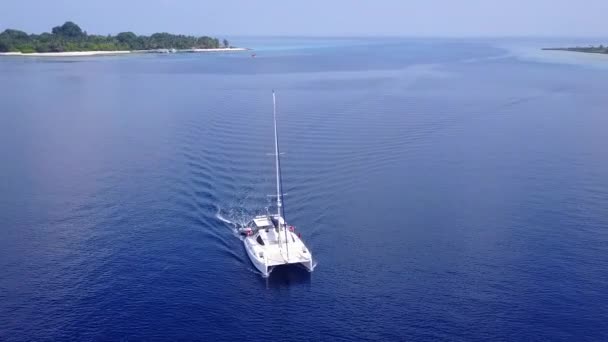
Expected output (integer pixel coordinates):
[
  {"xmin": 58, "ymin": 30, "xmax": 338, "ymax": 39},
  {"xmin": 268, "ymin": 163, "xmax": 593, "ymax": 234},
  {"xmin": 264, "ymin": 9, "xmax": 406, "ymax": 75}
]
[{"xmin": 1, "ymin": 37, "xmax": 607, "ymax": 341}]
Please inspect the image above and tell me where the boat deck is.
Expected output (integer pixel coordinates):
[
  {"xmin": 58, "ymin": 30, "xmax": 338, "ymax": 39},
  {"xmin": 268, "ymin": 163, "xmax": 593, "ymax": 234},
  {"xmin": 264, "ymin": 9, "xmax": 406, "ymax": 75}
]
[
  {"xmin": 246, "ymin": 227, "xmax": 312, "ymax": 267},
  {"xmin": 265, "ymin": 244, "xmax": 311, "ymax": 267}
]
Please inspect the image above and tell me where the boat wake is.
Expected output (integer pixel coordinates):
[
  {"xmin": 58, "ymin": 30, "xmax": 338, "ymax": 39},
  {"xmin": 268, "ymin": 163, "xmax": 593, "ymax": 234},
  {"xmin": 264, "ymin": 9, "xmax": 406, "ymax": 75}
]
[
  {"xmin": 216, "ymin": 206, "xmax": 250, "ymax": 226},
  {"xmin": 215, "ymin": 209, "xmax": 235, "ymax": 225},
  {"xmin": 215, "ymin": 205, "xmax": 267, "ymax": 237}
]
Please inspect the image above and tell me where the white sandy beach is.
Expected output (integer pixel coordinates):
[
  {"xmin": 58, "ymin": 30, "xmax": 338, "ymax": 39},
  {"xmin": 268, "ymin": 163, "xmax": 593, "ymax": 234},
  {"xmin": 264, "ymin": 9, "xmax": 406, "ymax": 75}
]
[
  {"xmin": 0, "ymin": 47, "xmax": 248, "ymax": 57},
  {"xmin": 187, "ymin": 47, "xmax": 248, "ymax": 52}
]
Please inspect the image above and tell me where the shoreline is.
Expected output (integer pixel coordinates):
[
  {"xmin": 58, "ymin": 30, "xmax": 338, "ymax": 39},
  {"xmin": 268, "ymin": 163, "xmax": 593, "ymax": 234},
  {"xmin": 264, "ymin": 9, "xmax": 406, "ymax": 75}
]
[
  {"xmin": 542, "ymin": 47, "xmax": 608, "ymax": 55},
  {"xmin": 0, "ymin": 47, "xmax": 248, "ymax": 57},
  {"xmin": 184, "ymin": 48, "xmax": 248, "ymax": 52}
]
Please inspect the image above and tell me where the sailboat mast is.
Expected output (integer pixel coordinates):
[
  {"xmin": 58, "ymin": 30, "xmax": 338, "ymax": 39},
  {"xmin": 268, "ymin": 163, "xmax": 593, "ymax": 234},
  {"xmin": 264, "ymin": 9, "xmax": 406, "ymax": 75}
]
[
  {"xmin": 273, "ymin": 91, "xmax": 282, "ymax": 218},
  {"xmin": 272, "ymin": 91, "xmax": 289, "ymax": 257}
]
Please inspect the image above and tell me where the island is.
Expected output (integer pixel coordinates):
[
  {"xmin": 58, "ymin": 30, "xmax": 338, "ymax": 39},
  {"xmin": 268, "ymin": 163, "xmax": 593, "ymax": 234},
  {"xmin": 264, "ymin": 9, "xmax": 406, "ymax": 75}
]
[
  {"xmin": 0, "ymin": 21, "xmax": 246, "ymax": 56},
  {"xmin": 542, "ymin": 45, "xmax": 608, "ymax": 55}
]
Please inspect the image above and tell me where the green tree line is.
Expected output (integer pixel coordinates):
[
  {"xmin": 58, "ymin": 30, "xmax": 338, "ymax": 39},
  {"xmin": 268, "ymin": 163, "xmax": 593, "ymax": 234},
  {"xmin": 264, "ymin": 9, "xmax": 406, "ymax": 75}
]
[{"xmin": 0, "ymin": 21, "xmax": 229, "ymax": 53}]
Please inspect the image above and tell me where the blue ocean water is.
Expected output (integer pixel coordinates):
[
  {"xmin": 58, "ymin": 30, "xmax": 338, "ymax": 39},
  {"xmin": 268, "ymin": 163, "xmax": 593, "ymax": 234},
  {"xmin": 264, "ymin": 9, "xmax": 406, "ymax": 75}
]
[{"xmin": 1, "ymin": 38, "xmax": 607, "ymax": 341}]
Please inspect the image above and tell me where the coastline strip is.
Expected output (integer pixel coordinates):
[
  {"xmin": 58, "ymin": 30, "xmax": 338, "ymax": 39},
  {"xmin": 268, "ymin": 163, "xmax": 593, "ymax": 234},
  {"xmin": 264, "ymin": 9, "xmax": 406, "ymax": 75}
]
[{"xmin": 0, "ymin": 47, "xmax": 248, "ymax": 57}]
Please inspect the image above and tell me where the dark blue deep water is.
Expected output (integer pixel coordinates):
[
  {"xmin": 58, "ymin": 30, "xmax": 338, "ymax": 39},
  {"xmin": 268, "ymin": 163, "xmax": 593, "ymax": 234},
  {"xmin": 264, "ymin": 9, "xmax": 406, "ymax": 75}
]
[{"xmin": 1, "ymin": 38, "xmax": 608, "ymax": 341}]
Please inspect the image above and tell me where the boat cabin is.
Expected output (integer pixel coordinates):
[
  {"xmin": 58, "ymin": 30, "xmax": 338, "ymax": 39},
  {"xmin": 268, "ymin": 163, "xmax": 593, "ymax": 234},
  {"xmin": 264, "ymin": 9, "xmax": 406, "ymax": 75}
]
[{"xmin": 252, "ymin": 217, "xmax": 274, "ymax": 231}]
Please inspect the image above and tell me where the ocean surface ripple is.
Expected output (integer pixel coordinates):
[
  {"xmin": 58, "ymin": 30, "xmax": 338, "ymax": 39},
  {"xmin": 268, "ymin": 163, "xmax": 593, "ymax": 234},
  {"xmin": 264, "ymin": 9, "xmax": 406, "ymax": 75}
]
[{"xmin": 1, "ymin": 38, "xmax": 607, "ymax": 341}]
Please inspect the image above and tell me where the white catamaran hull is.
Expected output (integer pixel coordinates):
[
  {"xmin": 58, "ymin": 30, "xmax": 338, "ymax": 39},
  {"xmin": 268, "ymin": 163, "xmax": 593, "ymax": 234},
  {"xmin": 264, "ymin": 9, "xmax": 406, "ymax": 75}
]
[
  {"xmin": 244, "ymin": 238, "xmax": 270, "ymax": 276},
  {"xmin": 243, "ymin": 228, "xmax": 313, "ymax": 277}
]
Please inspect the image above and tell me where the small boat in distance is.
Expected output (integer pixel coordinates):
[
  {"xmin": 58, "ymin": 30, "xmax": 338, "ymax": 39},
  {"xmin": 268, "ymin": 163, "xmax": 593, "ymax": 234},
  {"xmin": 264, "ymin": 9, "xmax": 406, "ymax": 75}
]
[{"xmin": 239, "ymin": 92, "xmax": 313, "ymax": 277}]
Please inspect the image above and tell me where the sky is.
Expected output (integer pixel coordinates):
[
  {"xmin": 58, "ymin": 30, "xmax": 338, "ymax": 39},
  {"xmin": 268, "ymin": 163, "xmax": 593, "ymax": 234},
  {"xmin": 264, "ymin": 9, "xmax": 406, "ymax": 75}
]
[{"xmin": 1, "ymin": 0, "xmax": 607, "ymax": 37}]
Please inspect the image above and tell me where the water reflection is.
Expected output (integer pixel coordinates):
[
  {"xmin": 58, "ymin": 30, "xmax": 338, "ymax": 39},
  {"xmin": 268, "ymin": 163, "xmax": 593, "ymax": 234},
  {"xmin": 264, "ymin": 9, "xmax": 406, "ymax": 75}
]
[{"xmin": 261, "ymin": 264, "xmax": 312, "ymax": 289}]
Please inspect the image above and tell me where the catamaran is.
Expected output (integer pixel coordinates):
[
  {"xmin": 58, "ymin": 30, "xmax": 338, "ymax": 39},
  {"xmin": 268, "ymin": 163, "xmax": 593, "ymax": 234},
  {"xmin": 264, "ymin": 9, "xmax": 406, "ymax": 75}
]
[{"xmin": 238, "ymin": 92, "xmax": 313, "ymax": 277}]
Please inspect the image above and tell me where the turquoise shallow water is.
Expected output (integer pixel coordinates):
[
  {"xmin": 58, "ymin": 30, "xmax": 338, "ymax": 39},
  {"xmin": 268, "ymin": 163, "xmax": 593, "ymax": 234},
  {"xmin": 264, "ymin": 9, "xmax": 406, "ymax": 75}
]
[{"xmin": 1, "ymin": 38, "xmax": 607, "ymax": 341}]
